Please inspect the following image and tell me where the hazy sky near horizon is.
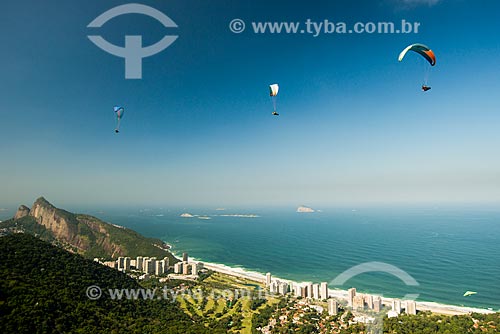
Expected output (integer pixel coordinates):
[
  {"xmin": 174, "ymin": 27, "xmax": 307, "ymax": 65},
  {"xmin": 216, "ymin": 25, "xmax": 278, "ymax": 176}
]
[{"xmin": 1, "ymin": 0, "xmax": 499, "ymax": 207}]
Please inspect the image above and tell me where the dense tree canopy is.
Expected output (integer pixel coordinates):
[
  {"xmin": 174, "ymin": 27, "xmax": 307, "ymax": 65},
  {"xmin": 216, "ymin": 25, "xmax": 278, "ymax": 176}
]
[{"xmin": 0, "ymin": 234, "xmax": 225, "ymax": 333}]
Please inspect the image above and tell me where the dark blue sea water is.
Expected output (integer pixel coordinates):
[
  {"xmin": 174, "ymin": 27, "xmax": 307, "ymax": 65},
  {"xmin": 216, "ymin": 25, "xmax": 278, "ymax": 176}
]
[{"xmin": 62, "ymin": 206, "xmax": 500, "ymax": 310}]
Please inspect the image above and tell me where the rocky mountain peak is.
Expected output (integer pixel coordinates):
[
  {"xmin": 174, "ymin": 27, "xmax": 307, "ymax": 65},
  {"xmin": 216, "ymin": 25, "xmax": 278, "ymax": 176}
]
[
  {"xmin": 14, "ymin": 205, "xmax": 30, "ymax": 219},
  {"xmin": 32, "ymin": 197, "xmax": 55, "ymax": 210}
]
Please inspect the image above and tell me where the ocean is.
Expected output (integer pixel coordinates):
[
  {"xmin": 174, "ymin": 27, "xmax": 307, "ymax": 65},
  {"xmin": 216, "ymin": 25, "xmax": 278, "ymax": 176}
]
[{"xmin": 27, "ymin": 205, "xmax": 500, "ymax": 309}]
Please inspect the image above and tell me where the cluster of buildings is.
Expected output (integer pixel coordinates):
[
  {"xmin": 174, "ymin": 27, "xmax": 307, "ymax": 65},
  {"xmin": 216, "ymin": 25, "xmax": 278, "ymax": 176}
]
[
  {"xmin": 266, "ymin": 272, "xmax": 290, "ymax": 296},
  {"xmin": 266, "ymin": 273, "xmax": 329, "ymax": 300},
  {"xmin": 266, "ymin": 273, "xmax": 338, "ymax": 316},
  {"xmin": 347, "ymin": 287, "xmax": 382, "ymax": 312},
  {"xmin": 388, "ymin": 299, "xmax": 417, "ymax": 317},
  {"xmin": 260, "ymin": 299, "xmax": 343, "ymax": 334},
  {"xmin": 294, "ymin": 281, "xmax": 330, "ymax": 301},
  {"xmin": 98, "ymin": 252, "xmax": 203, "ymax": 278},
  {"xmin": 265, "ymin": 273, "xmax": 418, "ymax": 317},
  {"xmin": 172, "ymin": 252, "xmax": 204, "ymax": 276},
  {"xmin": 348, "ymin": 287, "xmax": 416, "ymax": 316},
  {"xmin": 100, "ymin": 255, "xmax": 171, "ymax": 275}
]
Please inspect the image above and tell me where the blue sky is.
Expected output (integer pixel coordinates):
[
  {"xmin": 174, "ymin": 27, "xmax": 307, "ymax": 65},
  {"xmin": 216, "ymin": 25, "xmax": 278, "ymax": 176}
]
[{"xmin": 1, "ymin": 0, "xmax": 499, "ymax": 208}]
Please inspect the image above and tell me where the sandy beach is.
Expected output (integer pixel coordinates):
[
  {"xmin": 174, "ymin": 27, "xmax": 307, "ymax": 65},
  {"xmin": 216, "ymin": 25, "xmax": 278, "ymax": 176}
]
[
  {"xmin": 172, "ymin": 251, "xmax": 496, "ymax": 316},
  {"xmin": 415, "ymin": 301, "xmax": 495, "ymax": 316}
]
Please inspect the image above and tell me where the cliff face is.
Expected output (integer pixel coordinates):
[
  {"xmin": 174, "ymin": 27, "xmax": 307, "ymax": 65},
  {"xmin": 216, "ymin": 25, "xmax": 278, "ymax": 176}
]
[
  {"xmin": 29, "ymin": 197, "xmax": 83, "ymax": 250},
  {"xmin": 75, "ymin": 215, "xmax": 124, "ymax": 258},
  {"xmin": 14, "ymin": 205, "xmax": 30, "ymax": 219},
  {"xmin": 3, "ymin": 197, "xmax": 174, "ymax": 261}
]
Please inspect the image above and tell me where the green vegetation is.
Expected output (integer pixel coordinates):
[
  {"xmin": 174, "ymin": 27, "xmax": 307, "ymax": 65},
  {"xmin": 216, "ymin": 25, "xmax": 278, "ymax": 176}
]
[
  {"xmin": 0, "ymin": 234, "xmax": 282, "ymax": 333},
  {"xmin": 169, "ymin": 271, "xmax": 277, "ymax": 334},
  {"xmin": 0, "ymin": 233, "xmax": 206, "ymax": 333},
  {"xmin": 0, "ymin": 215, "xmax": 56, "ymax": 240},
  {"xmin": 251, "ymin": 304, "xmax": 275, "ymax": 333},
  {"xmin": 384, "ymin": 311, "xmax": 500, "ymax": 334},
  {"xmin": 76, "ymin": 214, "xmax": 175, "ymax": 260}
]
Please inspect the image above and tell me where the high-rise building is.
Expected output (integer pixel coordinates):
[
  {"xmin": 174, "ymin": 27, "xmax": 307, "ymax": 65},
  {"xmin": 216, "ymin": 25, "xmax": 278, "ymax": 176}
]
[
  {"xmin": 392, "ymin": 300, "xmax": 402, "ymax": 314},
  {"xmin": 406, "ymin": 300, "xmax": 417, "ymax": 315},
  {"xmin": 294, "ymin": 284, "xmax": 303, "ymax": 297},
  {"xmin": 348, "ymin": 288, "xmax": 356, "ymax": 307},
  {"xmin": 320, "ymin": 282, "xmax": 328, "ymax": 300},
  {"xmin": 266, "ymin": 272, "xmax": 272, "ymax": 286},
  {"xmin": 124, "ymin": 257, "xmax": 131, "ymax": 271},
  {"xmin": 174, "ymin": 262, "xmax": 183, "ymax": 274},
  {"xmin": 117, "ymin": 257, "xmax": 125, "ymax": 270},
  {"xmin": 306, "ymin": 282, "xmax": 313, "ymax": 299},
  {"xmin": 353, "ymin": 295, "xmax": 365, "ymax": 310},
  {"xmin": 155, "ymin": 261, "xmax": 164, "ymax": 275},
  {"xmin": 328, "ymin": 299, "xmax": 338, "ymax": 315},
  {"xmin": 162, "ymin": 257, "xmax": 169, "ymax": 270},
  {"xmin": 158, "ymin": 259, "xmax": 167, "ymax": 274},
  {"xmin": 190, "ymin": 263, "xmax": 198, "ymax": 275},
  {"xmin": 312, "ymin": 284, "xmax": 320, "ymax": 299},
  {"xmin": 270, "ymin": 282, "xmax": 277, "ymax": 294},
  {"xmin": 136, "ymin": 256, "xmax": 144, "ymax": 271},
  {"xmin": 301, "ymin": 286, "xmax": 308, "ymax": 298},
  {"xmin": 144, "ymin": 259, "xmax": 155, "ymax": 274},
  {"xmin": 373, "ymin": 296, "xmax": 382, "ymax": 312},
  {"xmin": 278, "ymin": 282, "xmax": 288, "ymax": 295},
  {"xmin": 182, "ymin": 252, "xmax": 188, "ymax": 262},
  {"xmin": 364, "ymin": 294, "xmax": 373, "ymax": 310},
  {"xmin": 182, "ymin": 261, "xmax": 190, "ymax": 275}
]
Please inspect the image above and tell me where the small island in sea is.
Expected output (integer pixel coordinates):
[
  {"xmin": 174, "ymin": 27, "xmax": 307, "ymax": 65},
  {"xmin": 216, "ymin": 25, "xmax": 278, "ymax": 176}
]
[{"xmin": 297, "ymin": 205, "xmax": 315, "ymax": 213}]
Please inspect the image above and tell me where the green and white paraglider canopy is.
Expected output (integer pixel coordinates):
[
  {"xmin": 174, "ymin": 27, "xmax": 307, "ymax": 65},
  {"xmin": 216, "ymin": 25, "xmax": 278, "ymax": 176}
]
[{"xmin": 398, "ymin": 43, "xmax": 436, "ymax": 90}]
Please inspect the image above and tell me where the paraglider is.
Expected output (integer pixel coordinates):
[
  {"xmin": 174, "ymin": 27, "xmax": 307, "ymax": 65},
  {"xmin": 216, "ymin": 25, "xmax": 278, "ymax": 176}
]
[
  {"xmin": 114, "ymin": 106, "xmax": 124, "ymax": 133},
  {"xmin": 463, "ymin": 291, "xmax": 477, "ymax": 297},
  {"xmin": 269, "ymin": 84, "xmax": 279, "ymax": 116},
  {"xmin": 398, "ymin": 43, "xmax": 436, "ymax": 92}
]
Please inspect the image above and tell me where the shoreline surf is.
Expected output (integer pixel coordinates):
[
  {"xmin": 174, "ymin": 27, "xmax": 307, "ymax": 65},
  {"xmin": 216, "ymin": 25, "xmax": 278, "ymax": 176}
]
[{"xmin": 168, "ymin": 248, "xmax": 496, "ymax": 316}]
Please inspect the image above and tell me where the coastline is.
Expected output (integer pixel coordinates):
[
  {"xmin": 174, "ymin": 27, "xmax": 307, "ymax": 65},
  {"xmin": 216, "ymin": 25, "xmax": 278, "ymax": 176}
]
[{"xmin": 168, "ymin": 249, "xmax": 496, "ymax": 316}]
